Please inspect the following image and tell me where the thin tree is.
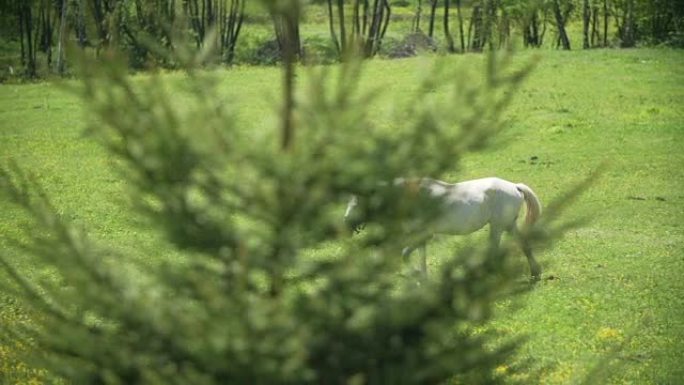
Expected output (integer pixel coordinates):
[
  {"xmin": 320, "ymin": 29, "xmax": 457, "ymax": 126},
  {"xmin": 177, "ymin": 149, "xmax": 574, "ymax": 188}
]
[
  {"xmin": 184, "ymin": 0, "xmax": 215, "ymax": 48},
  {"xmin": 329, "ymin": 0, "xmax": 347, "ymax": 53},
  {"xmin": 455, "ymin": 0, "xmax": 466, "ymax": 51},
  {"xmin": 413, "ymin": 0, "xmax": 423, "ymax": 32},
  {"xmin": 337, "ymin": 0, "xmax": 347, "ymax": 51},
  {"xmin": 272, "ymin": 4, "xmax": 301, "ymax": 62},
  {"xmin": 75, "ymin": 0, "xmax": 88, "ymax": 48},
  {"xmin": 616, "ymin": 0, "xmax": 636, "ymax": 47},
  {"xmin": 469, "ymin": 1, "xmax": 485, "ymax": 51},
  {"xmin": 519, "ymin": 3, "xmax": 547, "ymax": 48},
  {"xmin": 56, "ymin": 0, "xmax": 68, "ymax": 74},
  {"xmin": 18, "ymin": 0, "xmax": 37, "ymax": 77},
  {"xmin": 444, "ymin": 0, "xmax": 456, "ymax": 52},
  {"xmin": 89, "ymin": 0, "xmax": 120, "ymax": 50},
  {"xmin": 583, "ymin": 0, "xmax": 590, "ymax": 48},
  {"xmin": 326, "ymin": 0, "xmax": 341, "ymax": 52},
  {"xmin": 498, "ymin": 2, "xmax": 511, "ymax": 48},
  {"xmin": 36, "ymin": 0, "xmax": 56, "ymax": 69},
  {"xmin": 427, "ymin": 0, "xmax": 438, "ymax": 38},
  {"xmin": 219, "ymin": 0, "xmax": 245, "ymax": 64},
  {"xmin": 551, "ymin": 0, "xmax": 571, "ymax": 50},
  {"xmin": 590, "ymin": 2, "xmax": 600, "ymax": 47},
  {"xmin": 364, "ymin": 0, "xmax": 391, "ymax": 57},
  {"xmin": 603, "ymin": 0, "xmax": 608, "ymax": 46},
  {"xmin": 326, "ymin": 0, "xmax": 391, "ymax": 58},
  {"xmin": 268, "ymin": 0, "xmax": 300, "ymax": 149}
]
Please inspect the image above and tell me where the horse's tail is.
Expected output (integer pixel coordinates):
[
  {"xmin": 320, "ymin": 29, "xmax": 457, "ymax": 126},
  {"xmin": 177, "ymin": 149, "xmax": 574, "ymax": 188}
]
[{"xmin": 516, "ymin": 183, "xmax": 542, "ymax": 226}]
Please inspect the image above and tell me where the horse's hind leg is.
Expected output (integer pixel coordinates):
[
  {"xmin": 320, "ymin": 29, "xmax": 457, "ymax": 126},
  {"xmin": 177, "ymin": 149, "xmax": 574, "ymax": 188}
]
[
  {"xmin": 419, "ymin": 243, "xmax": 427, "ymax": 277},
  {"xmin": 522, "ymin": 240, "xmax": 542, "ymax": 281},
  {"xmin": 509, "ymin": 225, "xmax": 541, "ymax": 281},
  {"xmin": 508, "ymin": 225, "xmax": 542, "ymax": 281}
]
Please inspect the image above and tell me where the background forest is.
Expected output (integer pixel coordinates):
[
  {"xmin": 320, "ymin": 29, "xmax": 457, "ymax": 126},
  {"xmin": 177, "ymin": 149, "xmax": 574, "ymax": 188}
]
[{"xmin": 0, "ymin": 0, "xmax": 682, "ymax": 80}]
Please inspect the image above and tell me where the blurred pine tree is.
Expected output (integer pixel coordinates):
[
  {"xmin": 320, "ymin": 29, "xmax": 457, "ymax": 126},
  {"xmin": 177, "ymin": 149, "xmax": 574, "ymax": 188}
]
[{"xmin": 0, "ymin": 2, "xmax": 591, "ymax": 384}]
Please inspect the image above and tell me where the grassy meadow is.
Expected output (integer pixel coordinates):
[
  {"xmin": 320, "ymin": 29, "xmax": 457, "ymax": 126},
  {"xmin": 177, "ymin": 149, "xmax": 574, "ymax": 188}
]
[{"xmin": 1, "ymin": 48, "xmax": 683, "ymax": 384}]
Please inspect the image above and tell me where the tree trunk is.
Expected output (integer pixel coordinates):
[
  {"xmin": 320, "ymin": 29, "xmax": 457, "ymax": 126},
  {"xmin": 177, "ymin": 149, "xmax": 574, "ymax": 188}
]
[
  {"xmin": 337, "ymin": 0, "xmax": 347, "ymax": 52},
  {"xmin": 224, "ymin": 0, "xmax": 245, "ymax": 64},
  {"xmin": 603, "ymin": 0, "xmax": 608, "ymax": 46},
  {"xmin": 185, "ymin": 0, "xmax": 202, "ymax": 47},
  {"xmin": 413, "ymin": 0, "xmax": 422, "ymax": 32},
  {"xmin": 485, "ymin": 0, "xmax": 497, "ymax": 49},
  {"xmin": 75, "ymin": 0, "xmax": 88, "ymax": 48},
  {"xmin": 90, "ymin": 0, "xmax": 108, "ymax": 48},
  {"xmin": 20, "ymin": 2, "xmax": 37, "ymax": 77},
  {"xmin": 328, "ymin": 0, "xmax": 389, "ymax": 58},
  {"xmin": 273, "ymin": 5, "xmax": 301, "ymax": 63},
  {"xmin": 552, "ymin": 0, "xmax": 571, "ymax": 50},
  {"xmin": 620, "ymin": 0, "xmax": 636, "ymax": 47},
  {"xmin": 455, "ymin": 0, "xmax": 465, "ymax": 52},
  {"xmin": 523, "ymin": 9, "xmax": 543, "ymax": 47},
  {"xmin": 361, "ymin": 0, "xmax": 369, "ymax": 36},
  {"xmin": 582, "ymin": 0, "xmax": 590, "ymax": 48},
  {"xmin": 56, "ymin": 0, "xmax": 68, "ymax": 74},
  {"xmin": 444, "ymin": 0, "xmax": 455, "ymax": 52},
  {"xmin": 499, "ymin": 6, "xmax": 510, "ymax": 48},
  {"xmin": 360, "ymin": 0, "xmax": 390, "ymax": 57},
  {"xmin": 351, "ymin": 0, "xmax": 361, "ymax": 36},
  {"xmin": 469, "ymin": 3, "xmax": 485, "ymax": 51},
  {"xmin": 326, "ymin": 0, "xmax": 340, "ymax": 53},
  {"xmin": 40, "ymin": 0, "xmax": 56, "ymax": 69},
  {"xmin": 590, "ymin": 6, "xmax": 599, "ymax": 47},
  {"xmin": 265, "ymin": 2, "xmax": 300, "ymax": 151},
  {"xmin": 18, "ymin": 2, "xmax": 26, "ymax": 71},
  {"xmin": 427, "ymin": 0, "xmax": 438, "ymax": 38}
]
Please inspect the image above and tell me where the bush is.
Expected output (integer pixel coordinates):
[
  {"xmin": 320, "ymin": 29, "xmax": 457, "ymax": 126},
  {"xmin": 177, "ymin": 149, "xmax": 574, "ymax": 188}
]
[
  {"xmin": 249, "ymin": 38, "xmax": 282, "ymax": 65},
  {"xmin": 381, "ymin": 32, "xmax": 438, "ymax": 59},
  {"xmin": 391, "ymin": 0, "xmax": 413, "ymax": 7},
  {"xmin": 302, "ymin": 35, "xmax": 339, "ymax": 65}
]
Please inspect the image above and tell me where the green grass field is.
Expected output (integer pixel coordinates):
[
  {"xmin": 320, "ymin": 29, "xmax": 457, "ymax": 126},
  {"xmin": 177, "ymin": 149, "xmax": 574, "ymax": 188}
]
[{"xmin": 1, "ymin": 48, "xmax": 683, "ymax": 384}]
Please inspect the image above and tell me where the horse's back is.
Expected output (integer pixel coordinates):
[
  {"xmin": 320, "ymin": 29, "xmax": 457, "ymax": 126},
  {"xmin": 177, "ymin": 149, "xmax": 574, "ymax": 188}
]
[
  {"xmin": 431, "ymin": 177, "xmax": 523, "ymax": 234},
  {"xmin": 455, "ymin": 177, "xmax": 516, "ymax": 192},
  {"xmin": 469, "ymin": 178, "xmax": 525, "ymax": 229}
]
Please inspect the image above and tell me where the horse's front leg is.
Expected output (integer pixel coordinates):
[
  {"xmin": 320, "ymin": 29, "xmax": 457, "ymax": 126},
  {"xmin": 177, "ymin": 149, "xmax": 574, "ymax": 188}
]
[
  {"xmin": 401, "ymin": 246, "xmax": 414, "ymax": 264},
  {"xmin": 402, "ymin": 242, "xmax": 428, "ymax": 279},
  {"xmin": 489, "ymin": 226, "xmax": 503, "ymax": 251}
]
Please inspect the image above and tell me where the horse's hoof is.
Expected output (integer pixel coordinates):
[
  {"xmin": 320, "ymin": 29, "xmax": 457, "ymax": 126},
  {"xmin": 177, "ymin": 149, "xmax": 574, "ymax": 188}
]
[{"xmin": 530, "ymin": 266, "xmax": 542, "ymax": 282}]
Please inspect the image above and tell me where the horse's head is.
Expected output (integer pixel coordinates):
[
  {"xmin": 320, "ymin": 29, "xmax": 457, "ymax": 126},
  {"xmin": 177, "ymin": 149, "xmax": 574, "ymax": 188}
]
[
  {"xmin": 344, "ymin": 195, "xmax": 366, "ymax": 234},
  {"xmin": 343, "ymin": 181, "xmax": 417, "ymax": 234}
]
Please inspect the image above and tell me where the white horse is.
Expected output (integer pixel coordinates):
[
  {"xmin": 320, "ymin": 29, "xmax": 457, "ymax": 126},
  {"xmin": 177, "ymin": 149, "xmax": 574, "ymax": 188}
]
[{"xmin": 344, "ymin": 177, "xmax": 543, "ymax": 280}]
